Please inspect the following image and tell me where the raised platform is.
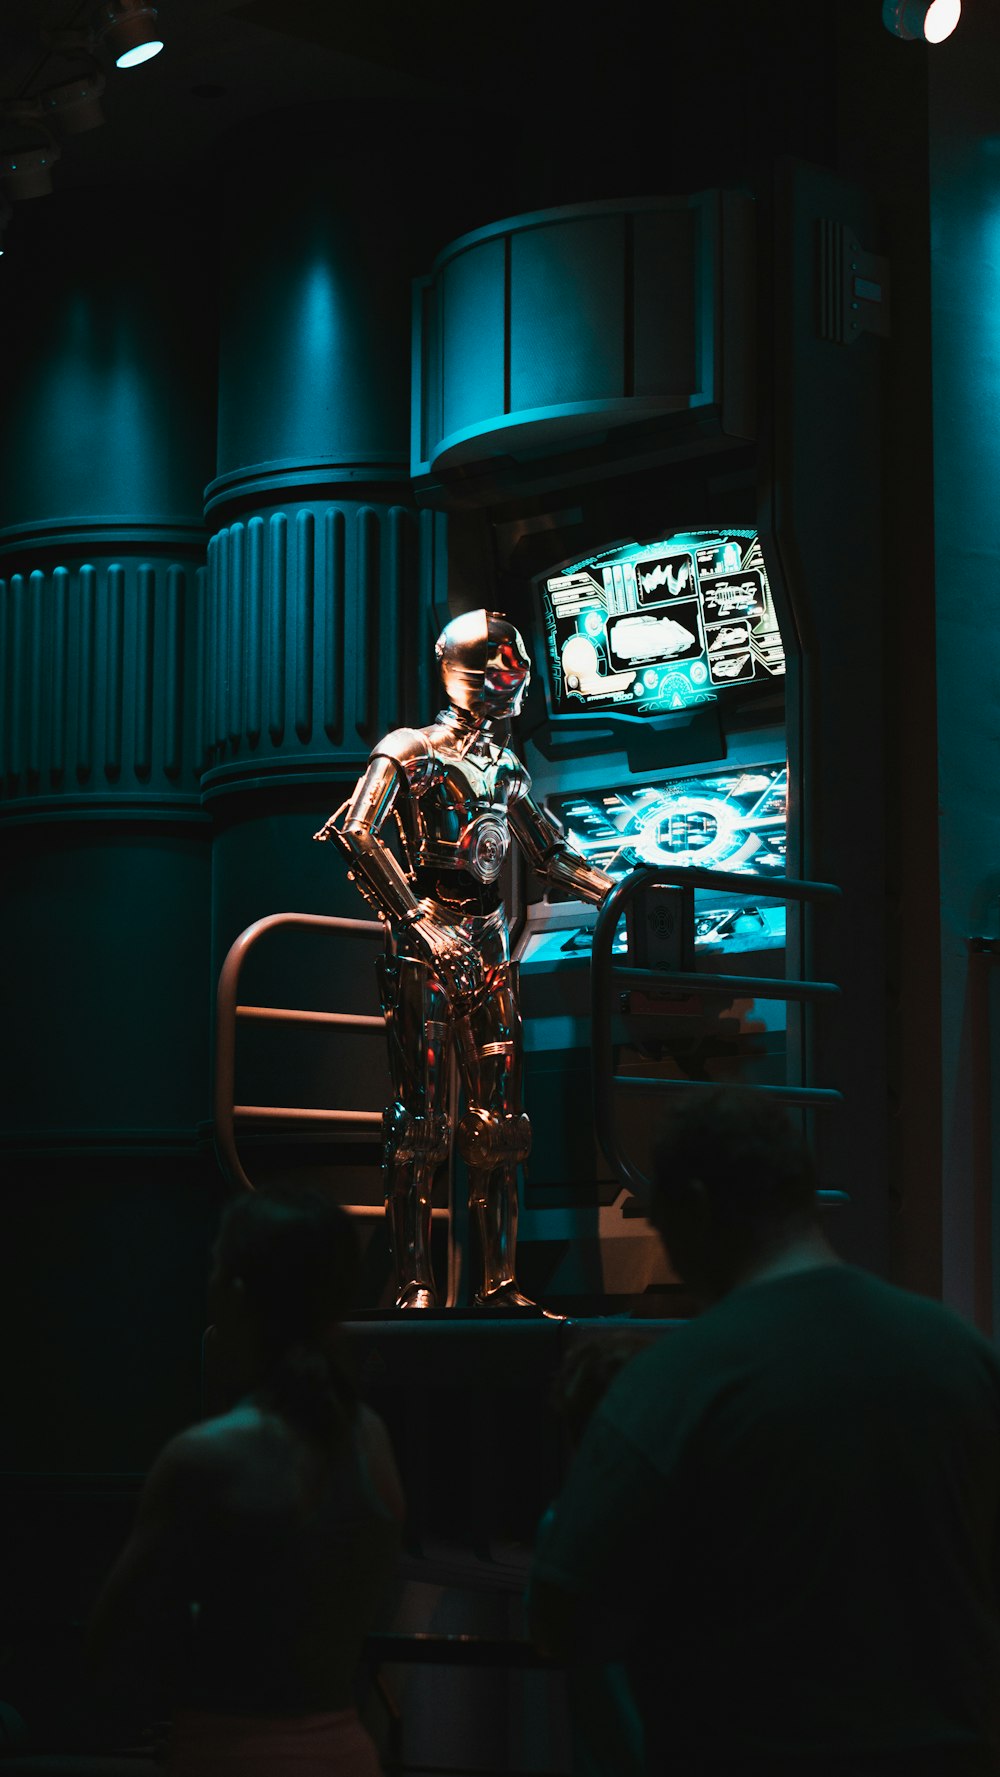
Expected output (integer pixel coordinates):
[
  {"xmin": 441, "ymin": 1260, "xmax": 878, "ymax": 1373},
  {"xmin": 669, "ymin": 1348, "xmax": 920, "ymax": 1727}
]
[{"xmin": 343, "ymin": 1314, "xmax": 685, "ymax": 1577}]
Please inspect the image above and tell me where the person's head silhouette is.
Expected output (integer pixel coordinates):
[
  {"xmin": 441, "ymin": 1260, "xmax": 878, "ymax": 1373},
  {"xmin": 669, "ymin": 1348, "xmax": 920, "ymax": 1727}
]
[{"xmin": 650, "ymin": 1086, "xmax": 824, "ymax": 1302}]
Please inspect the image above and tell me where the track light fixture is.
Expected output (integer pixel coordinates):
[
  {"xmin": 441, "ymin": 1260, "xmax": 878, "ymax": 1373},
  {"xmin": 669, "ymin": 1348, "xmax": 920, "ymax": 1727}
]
[
  {"xmin": 0, "ymin": 108, "xmax": 60, "ymax": 199},
  {"xmin": 0, "ymin": 3, "xmax": 159, "ymax": 213},
  {"xmin": 882, "ymin": 0, "xmax": 961, "ymax": 43},
  {"xmin": 93, "ymin": 0, "xmax": 163, "ymax": 69},
  {"xmin": 39, "ymin": 67, "xmax": 106, "ymax": 134}
]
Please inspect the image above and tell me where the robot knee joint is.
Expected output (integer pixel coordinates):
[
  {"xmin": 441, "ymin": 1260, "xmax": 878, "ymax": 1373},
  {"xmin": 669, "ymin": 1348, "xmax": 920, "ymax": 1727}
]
[
  {"xmin": 457, "ymin": 1109, "xmax": 531, "ymax": 1176},
  {"xmin": 383, "ymin": 1104, "xmax": 451, "ymax": 1172}
]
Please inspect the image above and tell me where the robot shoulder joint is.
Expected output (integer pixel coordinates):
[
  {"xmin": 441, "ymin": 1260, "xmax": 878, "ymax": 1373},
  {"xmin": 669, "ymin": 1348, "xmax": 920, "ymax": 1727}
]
[
  {"xmin": 505, "ymin": 755, "xmax": 531, "ymax": 801},
  {"xmin": 371, "ymin": 728, "xmax": 438, "ymax": 788}
]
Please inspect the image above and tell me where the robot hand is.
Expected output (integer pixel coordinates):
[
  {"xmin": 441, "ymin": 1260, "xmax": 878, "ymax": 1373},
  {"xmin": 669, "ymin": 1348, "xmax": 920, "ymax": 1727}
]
[
  {"xmin": 604, "ymin": 844, "xmax": 644, "ymax": 885},
  {"xmin": 409, "ymin": 902, "xmax": 487, "ymax": 1012},
  {"xmin": 312, "ymin": 814, "xmax": 341, "ymax": 843}
]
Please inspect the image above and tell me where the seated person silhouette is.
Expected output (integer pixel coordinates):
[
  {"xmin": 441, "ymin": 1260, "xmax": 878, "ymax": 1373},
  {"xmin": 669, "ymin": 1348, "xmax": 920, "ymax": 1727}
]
[
  {"xmin": 88, "ymin": 1190, "xmax": 403, "ymax": 1776},
  {"xmin": 546, "ymin": 1329, "xmax": 652, "ymax": 1777},
  {"xmin": 528, "ymin": 1087, "xmax": 1000, "ymax": 1776}
]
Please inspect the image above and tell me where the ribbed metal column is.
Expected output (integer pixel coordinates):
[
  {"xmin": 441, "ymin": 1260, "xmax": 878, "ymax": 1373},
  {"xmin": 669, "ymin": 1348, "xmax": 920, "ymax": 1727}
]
[
  {"xmin": 204, "ymin": 106, "xmax": 433, "ymax": 803},
  {"xmin": 0, "ymin": 537, "xmax": 205, "ymax": 819},
  {"xmin": 199, "ymin": 495, "xmax": 425, "ymax": 797},
  {"xmin": 205, "ymin": 110, "xmax": 434, "ymax": 1136},
  {"xmin": 0, "ymin": 193, "xmax": 215, "ymax": 1156}
]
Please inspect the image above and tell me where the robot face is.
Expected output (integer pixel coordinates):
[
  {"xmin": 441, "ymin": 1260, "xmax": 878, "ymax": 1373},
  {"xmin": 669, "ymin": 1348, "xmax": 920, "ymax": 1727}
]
[{"xmin": 436, "ymin": 610, "xmax": 531, "ymax": 719}]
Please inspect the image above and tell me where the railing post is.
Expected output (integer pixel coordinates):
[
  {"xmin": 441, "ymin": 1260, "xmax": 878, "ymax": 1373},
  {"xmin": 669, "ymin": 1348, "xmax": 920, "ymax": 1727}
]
[
  {"xmin": 591, "ymin": 867, "xmax": 661, "ymax": 1198},
  {"xmin": 591, "ymin": 866, "xmax": 843, "ymax": 1200},
  {"xmin": 214, "ymin": 911, "xmax": 384, "ymax": 1193}
]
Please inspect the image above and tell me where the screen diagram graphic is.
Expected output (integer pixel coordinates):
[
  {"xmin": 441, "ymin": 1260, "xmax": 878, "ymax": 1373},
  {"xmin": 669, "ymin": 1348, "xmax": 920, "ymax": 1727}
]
[
  {"xmin": 541, "ymin": 531, "xmax": 785, "ymax": 715},
  {"xmin": 550, "ymin": 764, "xmax": 788, "ymax": 952}
]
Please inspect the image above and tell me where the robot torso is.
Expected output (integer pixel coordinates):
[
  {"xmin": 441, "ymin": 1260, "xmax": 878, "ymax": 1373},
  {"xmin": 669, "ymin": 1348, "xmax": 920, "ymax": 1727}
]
[{"xmin": 376, "ymin": 715, "xmax": 528, "ymax": 888}]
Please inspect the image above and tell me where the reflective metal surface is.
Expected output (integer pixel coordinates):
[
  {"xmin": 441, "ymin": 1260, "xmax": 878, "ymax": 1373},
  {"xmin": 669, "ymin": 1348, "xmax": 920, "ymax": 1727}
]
[{"xmin": 315, "ymin": 611, "xmax": 615, "ymax": 1308}]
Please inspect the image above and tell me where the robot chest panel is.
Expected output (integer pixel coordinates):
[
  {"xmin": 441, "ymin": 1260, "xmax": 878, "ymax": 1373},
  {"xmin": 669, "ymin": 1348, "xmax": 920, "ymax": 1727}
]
[
  {"xmin": 417, "ymin": 756, "xmax": 517, "ymax": 883},
  {"xmin": 454, "ymin": 749, "xmax": 511, "ymax": 799},
  {"xmin": 438, "ymin": 753, "xmax": 514, "ymax": 813}
]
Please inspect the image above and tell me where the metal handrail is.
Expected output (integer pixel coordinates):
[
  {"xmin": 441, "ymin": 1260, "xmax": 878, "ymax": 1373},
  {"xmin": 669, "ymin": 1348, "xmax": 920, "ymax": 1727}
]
[
  {"xmin": 215, "ymin": 911, "xmax": 410, "ymax": 1213},
  {"xmin": 606, "ymin": 966, "xmax": 839, "ymax": 1002},
  {"xmin": 591, "ymin": 864, "xmax": 843, "ymax": 1199}
]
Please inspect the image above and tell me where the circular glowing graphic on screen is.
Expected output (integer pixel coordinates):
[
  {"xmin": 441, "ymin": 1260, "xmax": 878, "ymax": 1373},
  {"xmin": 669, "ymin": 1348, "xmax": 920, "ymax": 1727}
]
[
  {"xmin": 658, "ymin": 672, "xmax": 697, "ymax": 709},
  {"xmin": 633, "ymin": 795, "xmax": 761, "ymax": 872}
]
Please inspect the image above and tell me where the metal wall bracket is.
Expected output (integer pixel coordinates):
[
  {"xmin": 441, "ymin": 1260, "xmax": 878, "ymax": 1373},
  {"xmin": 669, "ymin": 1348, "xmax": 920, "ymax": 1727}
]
[{"xmin": 817, "ymin": 219, "xmax": 890, "ymax": 345}]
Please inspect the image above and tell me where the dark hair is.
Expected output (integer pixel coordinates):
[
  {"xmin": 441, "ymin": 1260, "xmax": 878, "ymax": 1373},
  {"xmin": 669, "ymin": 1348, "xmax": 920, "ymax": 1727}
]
[
  {"xmin": 216, "ymin": 1188, "xmax": 360, "ymax": 1448},
  {"xmin": 552, "ymin": 1329, "xmax": 657, "ymax": 1448},
  {"xmin": 650, "ymin": 1087, "xmax": 818, "ymax": 1291}
]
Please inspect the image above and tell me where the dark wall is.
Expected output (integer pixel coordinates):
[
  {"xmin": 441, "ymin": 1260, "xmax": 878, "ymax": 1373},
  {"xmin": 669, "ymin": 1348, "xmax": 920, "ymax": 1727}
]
[
  {"xmin": 926, "ymin": 16, "xmax": 1000, "ymax": 1325},
  {"xmin": 0, "ymin": 9, "xmax": 937, "ymax": 1488},
  {"xmin": 0, "ymin": 191, "xmax": 219, "ymax": 1493},
  {"xmin": 0, "ymin": 15, "xmax": 958, "ymax": 1760}
]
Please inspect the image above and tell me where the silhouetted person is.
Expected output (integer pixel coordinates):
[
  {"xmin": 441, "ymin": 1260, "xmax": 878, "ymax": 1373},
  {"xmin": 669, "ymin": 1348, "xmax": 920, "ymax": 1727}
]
[
  {"xmin": 88, "ymin": 1190, "xmax": 403, "ymax": 1775},
  {"xmin": 552, "ymin": 1328, "xmax": 658, "ymax": 1453},
  {"xmin": 528, "ymin": 1088, "xmax": 1000, "ymax": 1776},
  {"xmin": 548, "ymin": 1330, "xmax": 652, "ymax": 1777}
]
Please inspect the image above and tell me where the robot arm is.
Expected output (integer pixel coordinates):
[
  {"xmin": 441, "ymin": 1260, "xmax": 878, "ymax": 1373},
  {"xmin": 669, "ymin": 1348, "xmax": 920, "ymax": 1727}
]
[
  {"xmin": 314, "ymin": 754, "xmax": 486, "ymax": 1009},
  {"xmin": 314, "ymin": 755, "xmax": 423, "ymax": 925},
  {"xmin": 508, "ymin": 791, "xmax": 616, "ymax": 907}
]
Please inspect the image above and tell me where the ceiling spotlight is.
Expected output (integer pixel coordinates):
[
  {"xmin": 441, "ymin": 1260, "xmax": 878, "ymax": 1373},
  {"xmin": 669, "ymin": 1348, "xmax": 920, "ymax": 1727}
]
[
  {"xmin": 39, "ymin": 67, "xmax": 106, "ymax": 134},
  {"xmin": 882, "ymin": 0, "xmax": 961, "ymax": 42},
  {"xmin": 0, "ymin": 114, "xmax": 61, "ymax": 199},
  {"xmin": 94, "ymin": 1, "xmax": 163, "ymax": 69}
]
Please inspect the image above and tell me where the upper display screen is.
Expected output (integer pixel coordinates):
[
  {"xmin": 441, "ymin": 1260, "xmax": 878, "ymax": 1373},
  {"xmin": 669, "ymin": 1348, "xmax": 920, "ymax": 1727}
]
[{"xmin": 541, "ymin": 530, "xmax": 785, "ymax": 716}]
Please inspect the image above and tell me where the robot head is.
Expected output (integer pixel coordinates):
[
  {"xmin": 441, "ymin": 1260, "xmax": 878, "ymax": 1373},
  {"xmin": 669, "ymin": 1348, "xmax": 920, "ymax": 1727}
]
[{"xmin": 435, "ymin": 610, "xmax": 531, "ymax": 720}]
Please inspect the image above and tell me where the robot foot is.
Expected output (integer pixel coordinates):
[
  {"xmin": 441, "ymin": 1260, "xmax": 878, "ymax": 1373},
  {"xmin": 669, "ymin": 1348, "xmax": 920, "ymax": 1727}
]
[
  {"xmin": 473, "ymin": 1281, "xmax": 538, "ymax": 1311},
  {"xmin": 396, "ymin": 1284, "xmax": 438, "ymax": 1311}
]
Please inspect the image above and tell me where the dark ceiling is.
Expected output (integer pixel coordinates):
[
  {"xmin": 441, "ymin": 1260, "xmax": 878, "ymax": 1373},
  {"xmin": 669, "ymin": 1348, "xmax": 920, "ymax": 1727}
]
[
  {"xmin": 0, "ymin": 0, "xmax": 844, "ymax": 202},
  {"xmin": 0, "ymin": 0, "xmax": 454, "ymax": 185}
]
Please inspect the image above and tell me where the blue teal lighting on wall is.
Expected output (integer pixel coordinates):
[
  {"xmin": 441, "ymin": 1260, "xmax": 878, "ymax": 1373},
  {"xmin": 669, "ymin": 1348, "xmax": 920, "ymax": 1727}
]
[
  {"xmin": 10, "ymin": 300, "xmax": 170, "ymax": 515},
  {"xmin": 301, "ymin": 257, "xmax": 339, "ymax": 355},
  {"xmin": 49, "ymin": 327, "xmax": 150, "ymax": 471},
  {"xmin": 215, "ymin": 143, "xmax": 411, "ymax": 478},
  {"xmin": 412, "ymin": 193, "xmax": 755, "ymax": 478},
  {"xmin": 0, "ymin": 199, "xmax": 214, "ymax": 532}
]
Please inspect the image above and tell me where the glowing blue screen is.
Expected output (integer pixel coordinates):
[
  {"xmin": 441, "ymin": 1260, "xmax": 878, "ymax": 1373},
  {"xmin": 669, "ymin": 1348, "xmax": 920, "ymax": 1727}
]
[{"xmin": 551, "ymin": 764, "xmax": 788, "ymax": 951}]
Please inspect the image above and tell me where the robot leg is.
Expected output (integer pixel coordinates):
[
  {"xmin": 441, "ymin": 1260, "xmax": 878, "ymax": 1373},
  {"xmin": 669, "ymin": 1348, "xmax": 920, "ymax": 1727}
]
[
  {"xmin": 382, "ymin": 1103, "xmax": 451, "ymax": 1309},
  {"xmin": 453, "ymin": 927, "xmax": 535, "ymax": 1307},
  {"xmin": 378, "ymin": 953, "xmax": 452, "ymax": 1310},
  {"xmin": 457, "ymin": 1104, "xmax": 533, "ymax": 1306}
]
